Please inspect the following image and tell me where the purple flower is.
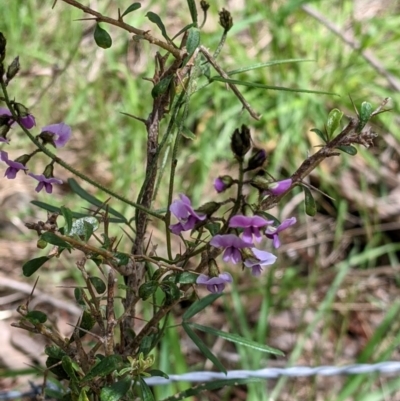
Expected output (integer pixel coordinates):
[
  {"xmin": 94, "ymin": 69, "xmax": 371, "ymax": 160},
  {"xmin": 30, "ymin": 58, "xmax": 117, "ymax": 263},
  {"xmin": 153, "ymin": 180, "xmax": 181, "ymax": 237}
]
[
  {"xmin": 28, "ymin": 173, "xmax": 63, "ymax": 194},
  {"xmin": 0, "ymin": 107, "xmax": 36, "ymax": 129},
  {"xmin": 196, "ymin": 272, "xmax": 233, "ymax": 293},
  {"xmin": 229, "ymin": 215, "xmax": 274, "ymax": 243},
  {"xmin": 267, "ymin": 178, "xmax": 292, "ymax": 196},
  {"xmin": 40, "ymin": 123, "xmax": 71, "ymax": 147},
  {"xmin": 244, "ymin": 248, "xmax": 277, "ymax": 276},
  {"xmin": 0, "ymin": 137, "xmax": 10, "ymax": 144},
  {"xmin": 210, "ymin": 234, "xmax": 253, "ymax": 264},
  {"xmin": 169, "ymin": 194, "xmax": 206, "ymax": 235},
  {"xmin": 214, "ymin": 175, "xmax": 233, "ymax": 193},
  {"xmin": 0, "ymin": 150, "xmax": 28, "ymax": 179},
  {"xmin": 214, "ymin": 177, "xmax": 226, "ymax": 193},
  {"xmin": 265, "ymin": 217, "xmax": 297, "ymax": 248}
]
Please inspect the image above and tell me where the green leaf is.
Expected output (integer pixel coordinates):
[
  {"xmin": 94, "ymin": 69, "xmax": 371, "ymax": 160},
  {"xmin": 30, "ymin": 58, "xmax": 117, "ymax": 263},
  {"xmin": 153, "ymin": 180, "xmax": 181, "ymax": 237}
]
[
  {"xmin": 148, "ymin": 369, "xmax": 169, "ymax": 379},
  {"xmin": 26, "ymin": 310, "xmax": 47, "ymax": 324},
  {"xmin": 41, "ymin": 232, "xmax": 72, "ymax": 249},
  {"xmin": 183, "ymin": 293, "xmax": 222, "ymax": 320},
  {"xmin": 138, "ymin": 335, "xmax": 154, "ymax": 356},
  {"xmin": 100, "ymin": 378, "xmax": 131, "ymax": 401},
  {"xmin": 210, "ymin": 76, "xmax": 338, "ymax": 96},
  {"xmin": 189, "ymin": 323, "xmax": 284, "ymax": 356},
  {"xmin": 146, "ymin": 12, "xmax": 171, "ymax": 42},
  {"xmin": 139, "ymin": 281, "xmax": 158, "ymax": 300},
  {"xmin": 160, "ymin": 281, "xmax": 181, "ymax": 304},
  {"xmin": 139, "ymin": 377, "xmax": 155, "ymax": 401},
  {"xmin": 22, "ymin": 256, "xmax": 50, "ymax": 276},
  {"xmin": 183, "ymin": 322, "xmax": 227, "ymax": 373},
  {"xmin": 62, "ymin": 356, "xmax": 79, "ymax": 393},
  {"xmin": 114, "ymin": 252, "xmax": 130, "ymax": 266},
  {"xmin": 205, "ymin": 222, "xmax": 221, "ymax": 236},
  {"xmin": 67, "ymin": 216, "xmax": 98, "ymax": 238},
  {"xmin": 337, "ymin": 145, "xmax": 357, "ymax": 155},
  {"xmin": 171, "ymin": 23, "xmax": 194, "ymax": 41},
  {"xmin": 68, "ymin": 178, "xmax": 127, "ymax": 222},
  {"xmin": 31, "ymin": 201, "xmax": 128, "ymax": 222},
  {"xmin": 120, "ymin": 3, "xmax": 141, "ymax": 18},
  {"xmin": 78, "ymin": 389, "xmax": 90, "ymax": 401},
  {"xmin": 357, "ymin": 101, "xmax": 373, "ymax": 131},
  {"xmin": 45, "ymin": 345, "xmax": 67, "ymax": 359},
  {"xmin": 79, "ymin": 310, "xmax": 96, "ymax": 336},
  {"xmin": 74, "ymin": 288, "xmax": 85, "ymax": 306},
  {"xmin": 181, "ymin": 125, "xmax": 196, "ymax": 140},
  {"xmin": 94, "ymin": 23, "xmax": 112, "ymax": 49},
  {"xmin": 310, "ymin": 128, "xmax": 327, "ymax": 142},
  {"xmin": 326, "ymin": 108, "xmax": 343, "ymax": 139},
  {"xmin": 46, "ymin": 356, "xmax": 69, "ymax": 380},
  {"xmin": 151, "ymin": 76, "xmax": 173, "ymax": 99},
  {"xmin": 174, "ymin": 272, "xmax": 198, "ymax": 284},
  {"xmin": 83, "ymin": 355, "xmax": 122, "ymax": 382},
  {"xmin": 60, "ymin": 206, "xmax": 73, "ymax": 233},
  {"xmin": 89, "ymin": 276, "xmax": 106, "ymax": 294},
  {"xmin": 186, "ymin": 0, "xmax": 198, "ymax": 25},
  {"xmin": 161, "ymin": 378, "xmax": 262, "ymax": 401},
  {"xmin": 304, "ymin": 187, "xmax": 317, "ymax": 217},
  {"xmin": 182, "ymin": 27, "xmax": 200, "ymax": 66},
  {"xmin": 227, "ymin": 59, "xmax": 313, "ymax": 76}
]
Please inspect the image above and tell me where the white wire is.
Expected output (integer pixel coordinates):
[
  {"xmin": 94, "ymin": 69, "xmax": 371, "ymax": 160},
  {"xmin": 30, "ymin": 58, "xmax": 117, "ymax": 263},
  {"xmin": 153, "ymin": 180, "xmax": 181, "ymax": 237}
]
[{"xmin": 2, "ymin": 362, "xmax": 400, "ymax": 399}]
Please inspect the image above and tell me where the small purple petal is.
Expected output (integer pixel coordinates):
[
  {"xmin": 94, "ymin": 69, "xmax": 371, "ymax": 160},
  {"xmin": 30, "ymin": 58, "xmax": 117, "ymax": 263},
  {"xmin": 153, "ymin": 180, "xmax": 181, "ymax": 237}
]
[
  {"xmin": 0, "ymin": 150, "xmax": 28, "ymax": 179},
  {"xmin": 196, "ymin": 272, "xmax": 233, "ymax": 293},
  {"xmin": 268, "ymin": 178, "xmax": 292, "ymax": 195},
  {"xmin": 277, "ymin": 217, "xmax": 297, "ymax": 231},
  {"xmin": 210, "ymin": 234, "xmax": 253, "ymax": 249},
  {"xmin": 21, "ymin": 115, "xmax": 36, "ymax": 129},
  {"xmin": 28, "ymin": 173, "xmax": 63, "ymax": 193},
  {"xmin": 0, "ymin": 137, "xmax": 10, "ymax": 144}
]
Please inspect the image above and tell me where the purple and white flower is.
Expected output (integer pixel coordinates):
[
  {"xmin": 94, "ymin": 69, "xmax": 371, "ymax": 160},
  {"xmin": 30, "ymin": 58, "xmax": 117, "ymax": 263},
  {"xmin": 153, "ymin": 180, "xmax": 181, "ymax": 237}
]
[
  {"xmin": 265, "ymin": 217, "xmax": 297, "ymax": 248},
  {"xmin": 40, "ymin": 123, "xmax": 71, "ymax": 148},
  {"xmin": 0, "ymin": 150, "xmax": 28, "ymax": 179},
  {"xmin": 210, "ymin": 234, "xmax": 253, "ymax": 264},
  {"xmin": 169, "ymin": 194, "xmax": 206, "ymax": 235},
  {"xmin": 229, "ymin": 215, "xmax": 273, "ymax": 243},
  {"xmin": 244, "ymin": 248, "xmax": 277, "ymax": 276},
  {"xmin": 28, "ymin": 173, "xmax": 63, "ymax": 194},
  {"xmin": 196, "ymin": 272, "xmax": 233, "ymax": 293}
]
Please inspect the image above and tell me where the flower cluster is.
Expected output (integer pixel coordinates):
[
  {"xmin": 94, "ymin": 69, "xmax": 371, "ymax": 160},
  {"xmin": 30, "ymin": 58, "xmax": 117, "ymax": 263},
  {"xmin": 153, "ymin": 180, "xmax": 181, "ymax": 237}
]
[
  {"xmin": 0, "ymin": 108, "xmax": 71, "ymax": 193},
  {"xmin": 169, "ymin": 193, "xmax": 296, "ymax": 293}
]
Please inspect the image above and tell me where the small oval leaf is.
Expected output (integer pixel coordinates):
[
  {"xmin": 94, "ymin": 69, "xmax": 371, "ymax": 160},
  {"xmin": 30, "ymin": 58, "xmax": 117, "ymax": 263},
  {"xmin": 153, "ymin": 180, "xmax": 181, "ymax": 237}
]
[
  {"xmin": 146, "ymin": 12, "xmax": 170, "ymax": 42},
  {"xmin": 89, "ymin": 276, "xmax": 106, "ymax": 294},
  {"xmin": 120, "ymin": 3, "xmax": 141, "ymax": 18},
  {"xmin": 357, "ymin": 101, "xmax": 373, "ymax": 132},
  {"xmin": 337, "ymin": 145, "xmax": 358, "ymax": 155},
  {"xmin": 23, "ymin": 256, "xmax": 50, "ymax": 277},
  {"xmin": 26, "ymin": 310, "xmax": 48, "ymax": 324},
  {"xmin": 139, "ymin": 281, "xmax": 158, "ymax": 300},
  {"xmin": 100, "ymin": 378, "xmax": 131, "ymax": 401},
  {"xmin": 74, "ymin": 288, "xmax": 85, "ymax": 306},
  {"xmin": 139, "ymin": 377, "xmax": 155, "ymax": 401},
  {"xmin": 69, "ymin": 217, "xmax": 99, "ymax": 237},
  {"xmin": 174, "ymin": 272, "xmax": 198, "ymax": 284},
  {"xmin": 182, "ymin": 27, "xmax": 200, "ymax": 66},
  {"xmin": 94, "ymin": 23, "xmax": 112, "ymax": 49},
  {"xmin": 151, "ymin": 76, "xmax": 172, "ymax": 99},
  {"xmin": 304, "ymin": 187, "xmax": 316, "ymax": 217},
  {"xmin": 41, "ymin": 232, "xmax": 71, "ymax": 249},
  {"xmin": 83, "ymin": 355, "xmax": 122, "ymax": 382},
  {"xmin": 326, "ymin": 108, "xmax": 343, "ymax": 139},
  {"xmin": 310, "ymin": 128, "xmax": 327, "ymax": 143}
]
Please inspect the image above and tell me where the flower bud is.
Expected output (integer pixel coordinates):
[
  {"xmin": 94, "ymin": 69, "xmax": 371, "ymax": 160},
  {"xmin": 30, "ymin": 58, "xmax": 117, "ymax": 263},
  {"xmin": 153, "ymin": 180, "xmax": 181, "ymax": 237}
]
[
  {"xmin": 43, "ymin": 163, "xmax": 55, "ymax": 178},
  {"xmin": 214, "ymin": 175, "xmax": 233, "ymax": 193},
  {"xmin": 6, "ymin": 56, "xmax": 20, "ymax": 82},
  {"xmin": 13, "ymin": 102, "xmax": 30, "ymax": 118},
  {"xmin": 14, "ymin": 153, "xmax": 32, "ymax": 166},
  {"xmin": 250, "ymin": 175, "xmax": 270, "ymax": 191},
  {"xmin": 196, "ymin": 201, "xmax": 221, "ymax": 216},
  {"xmin": 219, "ymin": 8, "xmax": 233, "ymax": 32},
  {"xmin": 208, "ymin": 259, "xmax": 220, "ymax": 277},
  {"xmin": 231, "ymin": 125, "xmax": 251, "ymax": 159},
  {"xmin": 37, "ymin": 238, "xmax": 48, "ymax": 249},
  {"xmin": 200, "ymin": 0, "xmax": 210, "ymax": 12},
  {"xmin": 246, "ymin": 148, "xmax": 267, "ymax": 171}
]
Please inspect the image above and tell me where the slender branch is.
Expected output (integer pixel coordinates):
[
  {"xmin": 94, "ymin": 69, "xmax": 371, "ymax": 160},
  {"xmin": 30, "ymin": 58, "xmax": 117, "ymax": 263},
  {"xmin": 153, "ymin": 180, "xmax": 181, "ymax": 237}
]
[
  {"xmin": 59, "ymin": 0, "xmax": 183, "ymax": 59},
  {"xmin": 199, "ymin": 45, "xmax": 261, "ymax": 120}
]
